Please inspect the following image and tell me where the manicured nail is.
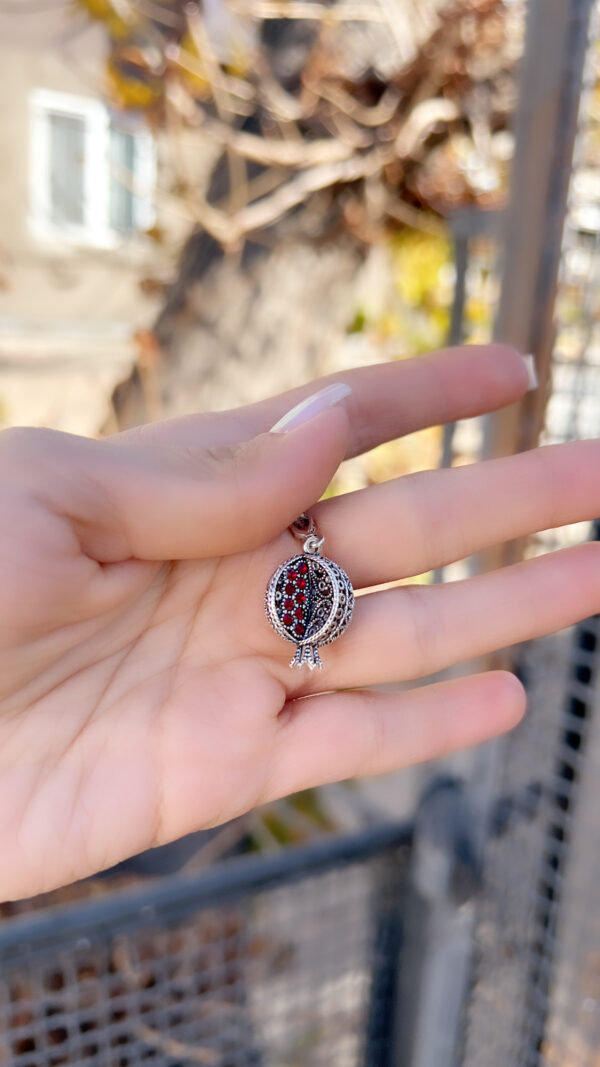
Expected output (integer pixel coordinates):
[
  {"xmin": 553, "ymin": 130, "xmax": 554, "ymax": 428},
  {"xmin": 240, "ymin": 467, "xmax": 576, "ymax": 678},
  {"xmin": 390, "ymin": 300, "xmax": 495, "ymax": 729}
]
[
  {"xmin": 269, "ymin": 383, "xmax": 352, "ymax": 433},
  {"xmin": 523, "ymin": 354, "xmax": 538, "ymax": 390}
]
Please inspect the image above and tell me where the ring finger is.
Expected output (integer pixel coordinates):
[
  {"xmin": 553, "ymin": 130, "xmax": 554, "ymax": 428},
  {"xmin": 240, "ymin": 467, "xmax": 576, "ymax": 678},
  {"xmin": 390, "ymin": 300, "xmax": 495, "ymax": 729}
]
[{"xmin": 291, "ymin": 542, "xmax": 600, "ymax": 695}]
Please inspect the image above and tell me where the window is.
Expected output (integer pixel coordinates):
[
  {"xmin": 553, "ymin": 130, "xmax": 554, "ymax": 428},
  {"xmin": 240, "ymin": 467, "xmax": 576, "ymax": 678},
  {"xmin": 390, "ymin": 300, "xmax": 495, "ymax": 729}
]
[{"xmin": 29, "ymin": 89, "xmax": 155, "ymax": 247}]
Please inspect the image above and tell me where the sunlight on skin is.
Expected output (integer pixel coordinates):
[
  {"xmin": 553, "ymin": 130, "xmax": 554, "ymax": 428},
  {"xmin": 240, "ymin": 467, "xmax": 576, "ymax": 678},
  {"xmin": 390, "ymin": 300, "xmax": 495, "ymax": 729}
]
[{"xmin": 0, "ymin": 345, "xmax": 597, "ymax": 900}]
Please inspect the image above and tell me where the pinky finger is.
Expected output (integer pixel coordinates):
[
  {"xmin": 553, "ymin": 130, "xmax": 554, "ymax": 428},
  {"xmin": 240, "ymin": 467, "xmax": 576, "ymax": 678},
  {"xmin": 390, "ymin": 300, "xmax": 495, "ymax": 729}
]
[{"xmin": 268, "ymin": 672, "xmax": 526, "ymax": 798}]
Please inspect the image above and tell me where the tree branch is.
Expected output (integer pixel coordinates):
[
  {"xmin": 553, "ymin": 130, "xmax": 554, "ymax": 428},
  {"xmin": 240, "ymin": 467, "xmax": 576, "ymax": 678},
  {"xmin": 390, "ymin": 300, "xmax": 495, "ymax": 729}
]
[
  {"xmin": 228, "ymin": 1, "xmax": 385, "ymax": 21},
  {"xmin": 199, "ymin": 112, "xmax": 357, "ymax": 166}
]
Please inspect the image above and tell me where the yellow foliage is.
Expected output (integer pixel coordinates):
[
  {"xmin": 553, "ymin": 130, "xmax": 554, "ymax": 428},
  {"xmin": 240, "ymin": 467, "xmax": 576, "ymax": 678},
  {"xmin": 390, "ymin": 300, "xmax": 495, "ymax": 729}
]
[
  {"xmin": 322, "ymin": 422, "xmax": 442, "ymax": 508},
  {"xmin": 106, "ymin": 57, "xmax": 162, "ymax": 110},
  {"xmin": 375, "ymin": 310, "xmax": 404, "ymax": 341},
  {"xmin": 75, "ymin": 0, "xmax": 130, "ymax": 39},
  {"xmin": 392, "ymin": 229, "xmax": 452, "ymax": 308},
  {"xmin": 76, "ymin": 0, "xmax": 112, "ymax": 17},
  {"xmin": 224, "ymin": 39, "xmax": 254, "ymax": 79},
  {"xmin": 365, "ymin": 426, "xmax": 442, "ymax": 485},
  {"xmin": 372, "ymin": 228, "xmax": 454, "ymax": 354},
  {"xmin": 176, "ymin": 33, "xmax": 210, "ymax": 99},
  {"xmin": 465, "ymin": 296, "xmax": 490, "ymax": 326}
]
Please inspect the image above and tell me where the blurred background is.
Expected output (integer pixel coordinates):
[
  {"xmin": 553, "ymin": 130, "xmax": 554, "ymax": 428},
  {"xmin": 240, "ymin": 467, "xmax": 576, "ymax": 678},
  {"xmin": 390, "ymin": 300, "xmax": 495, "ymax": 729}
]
[{"xmin": 1, "ymin": 1, "xmax": 600, "ymax": 1065}]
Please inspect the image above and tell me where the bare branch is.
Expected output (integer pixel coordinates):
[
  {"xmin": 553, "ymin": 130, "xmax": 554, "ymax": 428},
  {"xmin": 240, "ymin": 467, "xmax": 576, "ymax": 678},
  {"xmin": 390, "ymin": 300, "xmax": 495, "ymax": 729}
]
[
  {"xmin": 166, "ymin": 145, "xmax": 392, "ymax": 248},
  {"xmin": 228, "ymin": 1, "xmax": 385, "ymax": 22},
  {"xmin": 168, "ymin": 46, "xmax": 256, "ymax": 117},
  {"xmin": 384, "ymin": 196, "xmax": 447, "ymax": 236},
  {"xmin": 257, "ymin": 69, "xmax": 308, "ymax": 123},
  {"xmin": 198, "ymin": 112, "xmax": 356, "ymax": 166},
  {"xmin": 320, "ymin": 108, "xmax": 374, "ymax": 149},
  {"xmin": 129, "ymin": 0, "xmax": 182, "ymax": 28},
  {"xmin": 185, "ymin": 6, "xmax": 250, "ymax": 215},
  {"xmin": 376, "ymin": 0, "xmax": 442, "ymax": 61},
  {"xmin": 184, "ymin": 7, "xmax": 237, "ymax": 120},
  {"xmin": 395, "ymin": 97, "xmax": 459, "ymax": 157},
  {"xmin": 230, "ymin": 146, "xmax": 393, "ymax": 237},
  {"xmin": 311, "ymin": 82, "xmax": 401, "ymax": 128}
]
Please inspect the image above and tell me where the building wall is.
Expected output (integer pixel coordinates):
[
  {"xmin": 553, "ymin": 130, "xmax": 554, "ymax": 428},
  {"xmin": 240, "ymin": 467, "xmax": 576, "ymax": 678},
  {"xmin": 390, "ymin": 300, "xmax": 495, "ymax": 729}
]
[
  {"xmin": 0, "ymin": 19, "xmax": 179, "ymax": 433},
  {"xmin": 0, "ymin": 24, "xmax": 163, "ymax": 318}
]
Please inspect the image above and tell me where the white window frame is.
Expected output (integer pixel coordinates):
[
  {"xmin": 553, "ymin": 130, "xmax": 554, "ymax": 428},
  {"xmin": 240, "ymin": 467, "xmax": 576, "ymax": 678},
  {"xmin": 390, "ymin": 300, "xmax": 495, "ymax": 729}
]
[{"xmin": 29, "ymin": 88, "xmax": 155, "ymax": 249}]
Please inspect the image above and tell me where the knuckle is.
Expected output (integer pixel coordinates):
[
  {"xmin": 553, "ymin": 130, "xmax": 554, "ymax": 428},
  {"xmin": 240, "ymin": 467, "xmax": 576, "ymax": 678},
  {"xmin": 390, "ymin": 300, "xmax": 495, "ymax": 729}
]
[
  {"xmin": 405, "ymin": 584, "xmax": 437, "ymax": 677},
  {"xmin": 365, "ymin": 698, "xmax": 389, "ymax": 772},
  {"xmin": 0, "ymin": 425, "xmax": 63, "ymax": 466},
  {"xmin": 0, "ymin": 424, "xmax": 45, "ymax": 455}
]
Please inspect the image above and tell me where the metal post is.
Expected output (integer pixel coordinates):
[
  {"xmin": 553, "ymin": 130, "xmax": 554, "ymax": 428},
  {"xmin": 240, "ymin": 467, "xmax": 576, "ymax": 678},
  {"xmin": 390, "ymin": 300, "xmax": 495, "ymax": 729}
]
[
  {"xmin": 390, "ymin": 7, "xmax": 595, "ymax": 1067},
  {"xmin": 472, "ymin": 0, "xmax": 595, "ymax": 858},
  {"xmin": 487, "ymin": 0, "xmax": 594, "ymax": 464},
  {"xmin": 438, "ymin": 234, "xmax": 468, "ymax": 469},
  {"xmin": 387, "ymin": 779, "xmax": 479, "ymax": 1067},
  {"xmin": 434, "ymin": 209, "xmax": 503, "ymax": 583},
  {"xmin": 458, "ymin": 3, "xmax": 595, "ymax": 1060}
]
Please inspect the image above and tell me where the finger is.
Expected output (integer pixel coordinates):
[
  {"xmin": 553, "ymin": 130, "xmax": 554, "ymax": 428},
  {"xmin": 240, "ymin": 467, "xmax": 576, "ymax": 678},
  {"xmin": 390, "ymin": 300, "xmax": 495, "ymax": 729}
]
[
  {"xmin": 3, "ymin": 406, "xmax": 349, "ymax": 562},
  {"xmin": 116, "ymin": 344, "xmax": 530, "ymax": 459},
  {"xmin": 295, "ymin": 542, "xmax": 600, "ymax": 693},
  {"xmin": 267, "ymin": 672, "xmax": 524, "ymax": 797},
  {"xmin": 313, "ymin": 439, "xmax": 600, "ymax": 588}
]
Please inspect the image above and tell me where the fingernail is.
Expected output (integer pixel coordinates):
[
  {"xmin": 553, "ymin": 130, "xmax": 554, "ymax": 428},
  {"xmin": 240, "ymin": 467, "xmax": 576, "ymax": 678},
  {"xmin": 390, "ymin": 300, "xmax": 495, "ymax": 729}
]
[
  {"xmin": 523, "ymin": 354, "xmax": 538, "ymax": 390},
  {"xmin": 269, "ymin": 382, "xmax": 352, "ymax": 433}
]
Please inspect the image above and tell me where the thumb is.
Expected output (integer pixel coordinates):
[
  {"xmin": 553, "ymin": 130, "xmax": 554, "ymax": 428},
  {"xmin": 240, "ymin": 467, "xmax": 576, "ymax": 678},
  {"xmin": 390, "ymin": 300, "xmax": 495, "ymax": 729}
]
[{"xmin": 65, "ymin": 384, "xmax": 351, "ymax": 561}]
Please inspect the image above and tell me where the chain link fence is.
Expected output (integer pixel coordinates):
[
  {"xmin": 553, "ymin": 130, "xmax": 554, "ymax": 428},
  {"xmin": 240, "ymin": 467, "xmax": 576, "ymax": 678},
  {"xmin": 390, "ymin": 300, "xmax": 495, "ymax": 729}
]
[
  {"xmin": 0, "ymin": 826, "xmax": 411, "ymax": 1066},
  {"xmin": 464, "ymin": 3, "xmax": 600, "ymax": 1064}
]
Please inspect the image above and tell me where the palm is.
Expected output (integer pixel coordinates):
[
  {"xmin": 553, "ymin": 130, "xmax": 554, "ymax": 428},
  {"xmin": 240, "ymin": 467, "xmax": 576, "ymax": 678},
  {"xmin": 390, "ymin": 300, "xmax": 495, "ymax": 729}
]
[
  {"xmin": 0, "ymin": 535, "xmax": 297, "ymax": 898},
  {"xmin": 2, "ymin": 345, "xmax": 600, "ymax": 901}
]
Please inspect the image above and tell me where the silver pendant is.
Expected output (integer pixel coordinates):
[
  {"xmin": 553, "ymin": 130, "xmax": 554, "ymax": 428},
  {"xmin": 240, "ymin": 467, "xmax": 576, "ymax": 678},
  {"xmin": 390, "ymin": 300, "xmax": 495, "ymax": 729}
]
[{"xmin": 265, "ymin": 514, "xmax": 354, "ymax": 670}]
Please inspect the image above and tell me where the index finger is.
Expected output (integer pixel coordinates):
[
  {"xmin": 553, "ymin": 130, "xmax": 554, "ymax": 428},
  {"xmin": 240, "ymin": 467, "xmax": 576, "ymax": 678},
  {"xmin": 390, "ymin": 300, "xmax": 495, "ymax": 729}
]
[{"xmin": 116, "ymin": 344, "xmax": 530, "ymax": 459}]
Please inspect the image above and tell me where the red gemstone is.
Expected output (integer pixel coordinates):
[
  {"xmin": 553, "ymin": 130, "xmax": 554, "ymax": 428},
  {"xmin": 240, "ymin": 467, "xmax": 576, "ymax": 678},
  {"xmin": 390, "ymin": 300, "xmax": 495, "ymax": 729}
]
[
  {"xmin": 298, "ymin": 561, "xmax": 308, "ymax": 574},
  {"xmin": 282, "ymin": 613, "xmax": 293, "ymax": 626},
  {"xmin": 285, "ymin": 583, "xmax": 295, "ymax": 595},
  {"xmin": 297, "ymin": 579, "xmax": 307, "ymax": 589},
  {"xmin": 294, "ymin": 607, "xmax": 304, "ymax": 619},
  {"xmin": 284, "ymin": 597, "xmax": 294, "ymax": 609},
  {"xmin": 287, "ymin": 569, "xmax": 297, "ymax": 581},
  {"xmin": 296, "ymin": 593, "xmax": 306, "ymax": 604},
  {"xmin": 294, "ymin": 622, "xmax": 306, "ymax": 636}
]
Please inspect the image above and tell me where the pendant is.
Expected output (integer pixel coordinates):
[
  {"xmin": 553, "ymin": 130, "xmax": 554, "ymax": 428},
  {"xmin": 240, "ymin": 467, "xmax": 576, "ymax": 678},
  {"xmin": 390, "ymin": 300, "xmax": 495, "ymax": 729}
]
[{"xmin": 265, "ymin": 514, "xmax": 354, "ymax": 670}]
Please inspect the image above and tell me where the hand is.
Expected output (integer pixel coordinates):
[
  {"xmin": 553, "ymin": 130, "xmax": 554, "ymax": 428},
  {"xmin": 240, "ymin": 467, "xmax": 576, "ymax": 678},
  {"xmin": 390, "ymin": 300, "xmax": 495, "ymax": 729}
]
[{"xmin": 1, "ymin": 345, "xmax": 597, "ymax": 899}]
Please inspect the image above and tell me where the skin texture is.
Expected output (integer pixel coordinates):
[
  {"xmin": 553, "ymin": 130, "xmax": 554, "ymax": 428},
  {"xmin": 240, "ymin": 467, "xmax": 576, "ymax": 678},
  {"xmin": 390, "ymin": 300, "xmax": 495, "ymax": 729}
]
[{"xmin": 1, "ymin": 343, "xmax": 598, "ymax": 900}]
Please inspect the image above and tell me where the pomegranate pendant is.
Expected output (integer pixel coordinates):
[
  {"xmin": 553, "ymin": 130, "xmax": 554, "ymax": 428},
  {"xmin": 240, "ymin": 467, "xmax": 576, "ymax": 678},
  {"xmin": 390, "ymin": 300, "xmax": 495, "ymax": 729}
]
[{"xmin": 265, "ymin": 514, "xmax": 354, "ymax": 670}]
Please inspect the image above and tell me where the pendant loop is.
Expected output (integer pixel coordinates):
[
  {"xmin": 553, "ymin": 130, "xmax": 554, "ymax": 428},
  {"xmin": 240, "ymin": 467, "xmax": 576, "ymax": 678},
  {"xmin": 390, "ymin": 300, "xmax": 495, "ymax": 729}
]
[
  {"xmin": 290, "ymin": 513, "xmax": 315, "ymax": 540},
  {"xmin": 303, "ymin": 533, "xmax": 324, "ymax": 555},
  {"xmin": 290, "ymin": 513, "xmax": 324, "ymax": 555}
]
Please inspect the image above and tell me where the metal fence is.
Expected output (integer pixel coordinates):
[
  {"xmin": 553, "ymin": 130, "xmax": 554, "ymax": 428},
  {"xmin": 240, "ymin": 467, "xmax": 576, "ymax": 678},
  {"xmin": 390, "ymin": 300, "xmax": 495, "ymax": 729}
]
[
  {"xmin": 0, "ymin": 825, "xmax": 411, "ymax": 1066},
  {"xmin": 463, "ymin": 2, "xmax": 600, "ymax": 1065}
]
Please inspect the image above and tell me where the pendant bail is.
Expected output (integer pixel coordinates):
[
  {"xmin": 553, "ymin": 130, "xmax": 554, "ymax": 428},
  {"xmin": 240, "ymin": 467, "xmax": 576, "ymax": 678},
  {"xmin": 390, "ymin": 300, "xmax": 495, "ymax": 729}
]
[
  {"xmin": 290, "ymin": 513, "xmax": 324, "ymax": 555},
  {"xmin": 303, "ymin": 533, "xmax": 324, "ymax": 556}
]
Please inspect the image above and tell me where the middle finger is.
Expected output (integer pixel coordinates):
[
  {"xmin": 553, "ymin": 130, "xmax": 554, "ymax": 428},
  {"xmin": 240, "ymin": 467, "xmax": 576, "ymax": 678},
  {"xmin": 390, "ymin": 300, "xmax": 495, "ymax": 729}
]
[{"xmin": 313, "ymin": 439, "xmax": 600, "ymax": 588}]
